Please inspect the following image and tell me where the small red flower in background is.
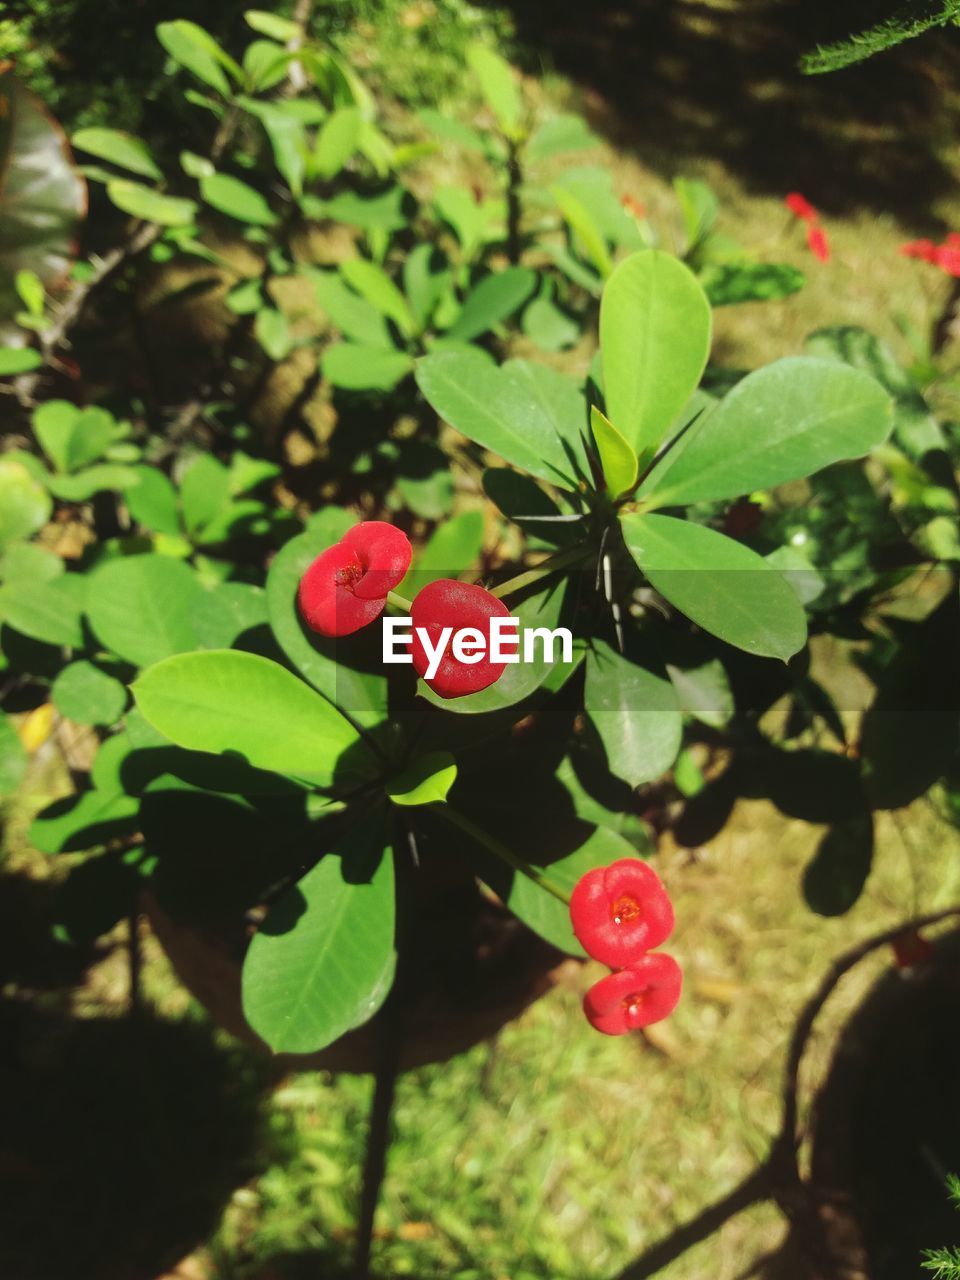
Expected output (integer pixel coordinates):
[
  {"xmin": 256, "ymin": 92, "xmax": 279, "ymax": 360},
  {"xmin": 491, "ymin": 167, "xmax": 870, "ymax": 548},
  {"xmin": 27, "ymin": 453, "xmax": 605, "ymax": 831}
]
[
  {"xmin": 899, "ymin": 233, "xmax": 960, "ymax": 276},
  {"xmin": 410, "ymin": 579, "xmax": 512, "ymax": 699},
  {"xmin": 298, "ymin": 520, "xmax": 412, "ymax": 638},
  {"xmin": 806, "ymin": 225, "xmax": 830, "ymax": 263},
  {"xmin": 891, "ymin": 928, "xmax": 936, "ymax": 969},
  {"xmin": 621, "ymin": 194, "xmax": 647, "ymax": 219},
  {"xmin": 583, "ymin": 955, "xmax": 683, "ymax": 1035},
  {"xmin": 570, "ymin": 858, "xmax": 674, "ymax": 967},
  {"xmin": 785, "ymin": 192, "xmax": 818, "ymax": 222},
  {"xmin": 900, "ymin": 238, "xmax": 940, "ymax": 264}
]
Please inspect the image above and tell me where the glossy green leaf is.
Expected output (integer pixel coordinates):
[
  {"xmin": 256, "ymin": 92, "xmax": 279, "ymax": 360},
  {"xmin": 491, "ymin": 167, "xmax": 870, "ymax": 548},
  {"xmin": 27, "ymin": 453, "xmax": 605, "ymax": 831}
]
[
  {"xmin": 584, "ymin": 641, "xmax": 682, "ymax": 787},
  {"xmin": 157, "ymin": 20, "xmax": 241, "ymax": 94},
  {"xmin": 466, "ymin": 42, "xmax": 521, "ymax": 135},
  {"xmin": 550, "ymin": 182, "xmax": 613, "ymax": 279},
  {"xmin": 340, "ymin": 258, "xmax": 414, "ymax": 338},
  {"xmin": 641, "ymin": 357, "xmax": 893, "ymax": 507},
  {"xmin": 133, "ymin": 650, "xmax": 364, "ymax": 785},
  {"xmin": 387, "ymin": 751, "xmax": 457, "ymax": 805},
  {"xmin": 600, "ymin": 250, "xmax": 712, "ymax": 456},
  {"xmin": 52, "ymin": 661, "xmax": 128, "ymax": 726},
  {"xmin": 242, "ymin": 811, "xmax": 395, "ymax": 1053},
  {"xmin": 46, "ymin": 465, "xmax": 140, "ymax": 501},
  {"xmin": 445, "ymin": 267, "xmax": 537, "ymax": 342},
  {"xmin": 254, "ymin": 307, "xmax": 294, "ymax": 360},
  {"xmin": 675, "ymin": 177, "xmax": 718, "ymax": 250},
  {"xmin": 522, "ymin": 292, "xmax": 579, "ymax": 352},
  {"xmin": 107, "ymin": 181, "xmax": 198, "ymax": 227},
  {"xmin": 245, "ymin": 10, "xmax": 301, "ymax": 42},
  {"xmin": 526, "ymin": 113, "xmax": 598, "ymax": 161},
  {"xmin": 0, "ymin": 541, "xmax": 63, "ymax": 586},
  {"xmin": 401, "ymin": 510, "xmax": 485, "ymax": 593},
  {"xmin": 314, "ymin": 106, "xmax": 362, "ymax": 179},
  {"xmin": 180, "ymin": 454, "xmax": 230, "ymax": 537},
  {"xmin": 243, "ymin": 40, "xmax": 292, "ymax": 93},
  {"xmin": 322, "ymin": 342, "xmax": 413, "ymax": 392},
  {"xmin": 590, "ymin": 404, "xmax": 638, "ymax": 498},
  {"xmin": 200, "ymin": 173, "xmax": 277, "ymax": 226},
  {"xmin": 311, "ymin": 269, "xmax": 393, "ymax": 347},
  {"xmin": 415, "ymin": 349, "xmax": 587, "ymax": 486},
  {"xmin": 0, "ymin": 459, "xmax": 51, "ymax": 548},
  {"xmin": 72, "ymin": 127, "xmax": 161, "ymax": 179},
  {"xmin": 33, "ymin": 401, "xmax": 118, "ymax": 473},
  {"xmin": 621, "ymin": 513, "xmax": 807, "ymax": 661},
  {"xmin": 86, "ymin": 554, "xmax": 202, "ymax": 666}
]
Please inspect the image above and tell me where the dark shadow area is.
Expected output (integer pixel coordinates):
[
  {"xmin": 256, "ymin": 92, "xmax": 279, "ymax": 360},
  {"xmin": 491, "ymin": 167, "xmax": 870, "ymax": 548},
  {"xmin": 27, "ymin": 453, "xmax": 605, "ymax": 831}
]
[{"xmin": 487, "ymin": 0, "xmax": 960, "ymax": 223}]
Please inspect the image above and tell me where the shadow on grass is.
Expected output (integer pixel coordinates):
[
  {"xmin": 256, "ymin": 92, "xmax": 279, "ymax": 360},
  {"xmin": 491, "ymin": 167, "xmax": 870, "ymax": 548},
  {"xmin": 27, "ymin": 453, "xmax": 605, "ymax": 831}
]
[{"xmin": 490, "ymin": 0, "xmax": 960, "ymax": 224}]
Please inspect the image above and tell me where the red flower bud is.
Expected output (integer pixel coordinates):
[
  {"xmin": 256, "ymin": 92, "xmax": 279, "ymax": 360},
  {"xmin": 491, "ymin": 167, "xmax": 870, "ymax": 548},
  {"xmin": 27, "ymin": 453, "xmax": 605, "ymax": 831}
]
[
  {"xmin": 785, "ymin": 192, "xmax": 818, "ymax": 222},
  {"xmin": 410, "ymin": 579, "xmax": 511, "ymax": 699},
  {"xmin": 570, "ymin": 858, "xmax": 674, "ymax": 967},
  {"xmin": 900, "ymin": 238, "xmax": 940, "ymax": 264},
  {"xmin": 891, "ymin": 929, "xmax": 935, "ymax": 969},
  {"xmin": 298, "ymin": 520, "xmax": 412, "ymax": 638},
  {"xmin": 583, "ymin": 954, "xmax": 683, "ymax": 1035},
  {"xmin": 806, "ymin": 225, "xmax": 830, "ymax": 263}
]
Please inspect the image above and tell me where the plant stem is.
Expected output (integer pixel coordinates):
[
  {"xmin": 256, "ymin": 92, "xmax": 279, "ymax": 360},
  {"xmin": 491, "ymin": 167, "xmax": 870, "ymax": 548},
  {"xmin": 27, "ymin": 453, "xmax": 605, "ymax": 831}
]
[
  {"xmin": 437, "ymin": 805, "xmax": 571, "ymax": 905},
  {"xmin": 489, "ymin": 543, "xmax": 591, "ymax": 600},
  {"xmin": 386, "ymin": 590, "xmax": 412, "ymax": 612}
]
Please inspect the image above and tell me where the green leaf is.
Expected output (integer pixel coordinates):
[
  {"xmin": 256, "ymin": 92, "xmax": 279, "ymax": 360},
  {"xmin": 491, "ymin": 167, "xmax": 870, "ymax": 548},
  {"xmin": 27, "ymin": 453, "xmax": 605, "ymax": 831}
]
[
  {"xmin": 550, "ymin": 183, "xmax": 613, "ymax": 279},
  {"xmin": 401, "ymin": 510, "xmax": 485, "ymax": 593},
  {"xmin": 507, "ymin": 826, "xmax": 643, "ymax": 955},
  {"xmin": 0, "ymin": 711, "xmax": 27, "ymax": 794},
  {"xmin": 125, "ymin": 466, "xmax": 181, "ymax": 537},
  {"xmin": 590, "ymin": 405, "xmax": 638, "ymax": 499},
  {"xmin": 701, "ymin": 262, "xmax": 804, "ymax": 307},
  {"xmin": 191, "ymin": 582, "xmax": 268, "ymax": 649},
  {"xmin": 403, "ymin": 244, "xmax": 453, "ymax": 333},
  {"xmin": 0, "ymin": 347, "xmax": 41, "ymax": 375},
  {"xmin": 266, "ymin": 519, "xmax": 389, "ymax": 728},
  {"xmin": 0, "ymin": 459, "xmax": 51, "ymax": 548},
  {"xmin": 311, "ymin": 269, "xmax": 393, "ymax": 347},
  {"xmin": 242, "ymin": 811, "xmax": 395, "ymax": 1053},
  {"xmin": 200, "ymin": 173, "xmax": 277, "ymax": 226},
  {"xmin": 0, "ymin": 574, "xmax": 86, "ymax": 647},
  {"xmin": 600, "ymin": 250, "xmax": 712, "ymax": 456},
  {"xmin": 47, "ymin": 464, "xmax": 141, "ymax": 501},
  {"xmin": 314, "ymin": 106, "xmax": 362, "ymax": 179},
  {"xmin": 254, "ymin": 307, "xmax": 294, "ymax": 360},
  {"xmin": 526, "ymin": 114, "xmax": 598, "ymax": 161},
  {"xmin": 245, "ymin": 10, "xmax": 301, "ymax": 42},
  {"xmin": 641, "ymin": 357, "xmax": 894, "ymax": 507},
  {"xmin": 86, "ymin": 554, "xmax": 202, "ymax": 666},
  {"xmin": 322, "ymin": 342, "xmax": 413, "ymax": 392},
  {"xmin": 621, "ymin": 513, "xmax": 807, "ymax": 661},
  {"xmin": 0, "ymin": 541, "xmax": 62, "ymax": 586},
  {"xmin": 666, "ymin": 658, "xmax": 733, "ymax": 728},
  {"xmin": 29, "ymin": 789, "xmax": 140, "ymax": 855},
  {"xmin": 107, "ymin": 181, "xmax": 198, "ymax": 228},
  {"xmin": 466, "ymin": 43, "xmax": 521, "ymax": 135},
  {"xmin": 340, "ymin": 258, "xmax": 414, "ymax": 338},
  {"xmin": 584, "ymin": 641, "xmax": 682, "ymax": 787},
  {"xmin": 180, "ymin": 454, "xmax": 230, "ymax": 537},
  {"xmin": 15, "ymin": 269, "xmax": 44, "ymax": 317},
  {"xmin": 72, "ymin": 128, "xmax": 161, "ymax": 180},
  {"xmin": 522, "ymin": 292, "xmax": 579, "ymax": 352},
  {"xmin": 675, "ymin": 177, "xmax": 718, "ymax": 250},
  {"xmin": 156, "ymin": 20, "xmax": 242, "ymax": 94},
  {"xmin": 33, "ymin": 401, "xmax": 118, "ymax": 473},
  {"xmin": 387, "ymin": 751, "xmax": 457, "ymax": 805},
  {"xmin": 415, "ymin": 349, "xmax": 586, "ymax": 487},
  {"xmin": 432, "ymin": 185, "xmax": 502, "ymax": 258},
  {"xmin": 243, "ymin": 39, "xmax": 293, "ymax": 93},
  {"xmin": 132, "ymin": 650, "xmax": 365, "ymax": 786},
  {"xmin": 445, "ymin": 267, "xmax": 537, "ymax": 342},
  {"xmin": 52, "ymin": 661, "xmax": 127, "ymax": 726}
]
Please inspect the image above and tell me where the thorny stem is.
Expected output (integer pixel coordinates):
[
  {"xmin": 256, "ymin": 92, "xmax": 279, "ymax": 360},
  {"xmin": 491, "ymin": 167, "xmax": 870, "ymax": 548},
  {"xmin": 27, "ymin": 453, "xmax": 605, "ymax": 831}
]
[
  {"xmin": 489, "ymin": 543, "xmax": 592, "ymax": 600},
  {"xmin": 437, "ymin": 804, "xmax": 571, "ymax": 905}
]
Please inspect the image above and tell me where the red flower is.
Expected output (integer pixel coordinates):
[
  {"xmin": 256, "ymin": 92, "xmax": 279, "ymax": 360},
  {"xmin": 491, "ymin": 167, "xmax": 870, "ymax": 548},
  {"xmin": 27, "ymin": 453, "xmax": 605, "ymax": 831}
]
[
  {"xmin": 298, "ymin": 520, "xmax": 412, "ymax": 638},
  {"xmin": 785, "ymin": 192, "xmax": 818, "ymax": 222},
  {"xmin": 900, "ymin": 238, "xmax": 939, "ymax": 264},
  {"xmin": 583, "ymin": 954, "xmax": 683, "ymax": 1035},
  {"xmin": 806, "ymin": 225, "xmax": 830, "ymax": 263},
  {"xmin": 891, "ymin": 929, "xmax": 935, "ymax": 969},
  {"xmin": 936, "ymin": 245, "xmax": 960, "ymax": 276},
  {"xmin": 570, "ymin": 858, "xmax": 674, "ymax": 967},
  {"xmin": 410, "ymin": 579, "xmax": 512, "ymax": 699}
]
